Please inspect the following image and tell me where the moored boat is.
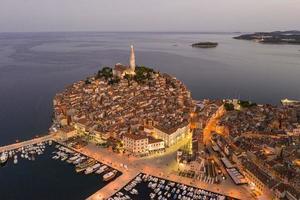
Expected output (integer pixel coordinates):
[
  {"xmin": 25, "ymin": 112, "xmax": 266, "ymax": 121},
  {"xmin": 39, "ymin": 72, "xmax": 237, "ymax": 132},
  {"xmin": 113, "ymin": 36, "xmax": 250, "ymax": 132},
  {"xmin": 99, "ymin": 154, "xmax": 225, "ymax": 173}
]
[
  {"xmin": 84, "ymin": 163, "xmax": 101, "ymax": 174},
  {"xmin": 75, "ymin": 159, "xmax": 97, "ymax": 173},
  {"xmin": 67, "ymin": 155, "xmax": 80, "ymax": 163},
  {"xmin": 96, "ymin": 165, "xmax": 109, "ymax": 174},
  {"xmin": 0, "ymin": 152, "xmax": 8, "ymax": 166},
  {"xmin": 103, "ymin": 170, "xmax": 118, "ymax": 181}
]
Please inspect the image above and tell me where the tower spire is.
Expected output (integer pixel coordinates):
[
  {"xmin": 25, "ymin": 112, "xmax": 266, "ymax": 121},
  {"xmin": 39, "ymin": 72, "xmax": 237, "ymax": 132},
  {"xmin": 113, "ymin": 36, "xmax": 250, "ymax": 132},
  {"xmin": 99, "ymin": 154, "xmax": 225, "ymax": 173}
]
[{"xmin": 129, "ymin": 45, "xmax": 136, "ymax": 72}]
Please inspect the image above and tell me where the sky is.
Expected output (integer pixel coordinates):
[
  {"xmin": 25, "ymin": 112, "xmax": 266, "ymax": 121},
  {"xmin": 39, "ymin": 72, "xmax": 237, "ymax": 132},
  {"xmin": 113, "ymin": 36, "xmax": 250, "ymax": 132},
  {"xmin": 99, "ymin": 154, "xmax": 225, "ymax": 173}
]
[{"xmin": 0, "ymin": 0, "xmax": 300, "ymax": 32}]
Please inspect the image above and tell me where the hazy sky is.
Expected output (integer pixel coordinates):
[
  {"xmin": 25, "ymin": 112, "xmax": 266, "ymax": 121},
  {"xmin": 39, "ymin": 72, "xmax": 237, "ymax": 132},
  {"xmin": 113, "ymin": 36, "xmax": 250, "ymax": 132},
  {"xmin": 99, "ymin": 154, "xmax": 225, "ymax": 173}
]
[{"xmin": 1, "ymin": 0, "xmax": 300, "ymax": 32}]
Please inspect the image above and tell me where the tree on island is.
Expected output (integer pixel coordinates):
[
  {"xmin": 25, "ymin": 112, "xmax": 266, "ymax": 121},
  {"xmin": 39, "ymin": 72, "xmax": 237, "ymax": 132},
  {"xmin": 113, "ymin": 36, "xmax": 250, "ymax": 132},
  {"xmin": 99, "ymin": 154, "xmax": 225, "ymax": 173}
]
[
  {"xmin": 96, "ymin": 67, "xmax": 113, "ymax": 80},
  {"xmin": 108, "ymin": 76, "xmax": 120, "ymax": 85},
  {"xmin": 124, "ymin": 74, "xmax": 133, "ymax": 86},
  {"xmin": 238, "ymin": 100, "xmax": 257, "ymax": 108},
  {"xmin": 134, "ymin": 66, "xmax": 155, "ymax": 84},
  {"xmin": 224, "ymin": 103, "xmax": 234, "ymax": 111}
]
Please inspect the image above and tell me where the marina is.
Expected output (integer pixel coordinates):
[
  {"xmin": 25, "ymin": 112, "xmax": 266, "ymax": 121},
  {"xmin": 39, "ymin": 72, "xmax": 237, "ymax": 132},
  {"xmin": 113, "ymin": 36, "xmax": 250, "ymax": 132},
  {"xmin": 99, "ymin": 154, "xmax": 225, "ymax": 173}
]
[
  {"xmin": 0, "ymin": 140, "xmax": 121, "ymax": 200},
  {"xmin": 110, "ymin": 173, "xmax": 237, "ymax": 200}
]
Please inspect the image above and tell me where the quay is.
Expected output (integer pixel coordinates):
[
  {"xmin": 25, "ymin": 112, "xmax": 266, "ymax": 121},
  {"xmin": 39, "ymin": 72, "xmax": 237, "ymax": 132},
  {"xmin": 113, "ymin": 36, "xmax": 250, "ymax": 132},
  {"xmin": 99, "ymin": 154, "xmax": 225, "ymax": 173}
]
[
  {"xmin": 54, "ymin": 140, "xmax": 139, "ymax": 200},
  {"xmin": 74, "ymin": 142, "xmax": 252, "ymax": 200},
  {"xmin": 0, "ymin": 133, "xmax": 56, "ymax": 153}
]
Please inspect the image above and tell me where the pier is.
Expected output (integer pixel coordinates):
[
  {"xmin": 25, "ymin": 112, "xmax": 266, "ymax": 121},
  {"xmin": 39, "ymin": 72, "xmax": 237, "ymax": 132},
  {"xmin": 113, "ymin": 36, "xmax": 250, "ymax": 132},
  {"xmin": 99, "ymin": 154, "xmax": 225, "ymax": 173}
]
[{"xmin": 0, "ymin": 133, "xmax": 56, "ymax": 153}]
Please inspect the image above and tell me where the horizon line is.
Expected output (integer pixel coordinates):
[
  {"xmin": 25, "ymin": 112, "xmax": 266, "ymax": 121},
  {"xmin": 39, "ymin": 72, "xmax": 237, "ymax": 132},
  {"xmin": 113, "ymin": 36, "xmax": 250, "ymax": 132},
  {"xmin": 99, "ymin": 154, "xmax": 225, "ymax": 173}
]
[{"xmin": 0, "ymin": 29, "xmax": 297, "ymax": 34}]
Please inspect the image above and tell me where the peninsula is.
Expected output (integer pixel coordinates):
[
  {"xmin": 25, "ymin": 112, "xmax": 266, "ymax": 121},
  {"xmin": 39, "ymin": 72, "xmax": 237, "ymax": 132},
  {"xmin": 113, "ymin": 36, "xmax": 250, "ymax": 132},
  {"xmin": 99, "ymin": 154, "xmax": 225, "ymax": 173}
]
[
  {"xmin": 234, "ymin": 30, "xmax": 300, "ymax": 44},
  {"xmin": 53, "ymin": 45, "xmax": 194, "ymax": 155}
]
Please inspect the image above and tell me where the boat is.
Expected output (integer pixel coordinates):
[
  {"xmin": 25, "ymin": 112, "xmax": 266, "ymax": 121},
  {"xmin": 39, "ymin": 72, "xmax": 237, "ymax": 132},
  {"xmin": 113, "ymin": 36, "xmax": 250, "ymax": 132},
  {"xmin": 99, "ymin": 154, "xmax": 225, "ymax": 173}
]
[
  {"xmin": 0, "ymin": 152, "xmax": 8, "ymax": 166},
  {"xmin": 73, "ymin": 157, "xmax": 86, "ymax": 165},
  {"xmin": 84, "ymin": 163, "xmax": 101, "ymax": 174},
  {"xmin": 103, "ymin": 170, "xmax": 118, "ymax": 181},
  {"xmin": 67, "ymin": 155, "xmax": 80, "ymax": 163},
  {"xmin": 52, "ymin": 155, "xmax": 60, "ymax": 160},
  {"xmin": 191, "ymin": 42, "xmax": 218, "ymax": 48},
  {"xmin": 130, "ymin": 188, "xmax": 138, "ymax": 195},
  {"xmin": 75, "ymin": 159, "xmax": 97, "ymax": 173},
  {"xmin": 96, "ymin": 165, "xmax": 109, "ymax": 174},
  {"xmin": 150, "ymin": 193, "xmax": 156, "ymax": 199},
  {"xmin": 60, "ymin": 154, "xmax": 68, "ymax": 161}
]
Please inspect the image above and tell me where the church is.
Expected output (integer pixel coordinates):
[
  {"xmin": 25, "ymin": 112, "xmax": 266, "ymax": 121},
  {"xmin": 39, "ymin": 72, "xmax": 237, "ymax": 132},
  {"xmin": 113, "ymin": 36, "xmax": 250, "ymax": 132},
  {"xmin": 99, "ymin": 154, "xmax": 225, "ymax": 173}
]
[{"xmin": 113, "ymin": 45, "xmax": 136, "ymax": 78}]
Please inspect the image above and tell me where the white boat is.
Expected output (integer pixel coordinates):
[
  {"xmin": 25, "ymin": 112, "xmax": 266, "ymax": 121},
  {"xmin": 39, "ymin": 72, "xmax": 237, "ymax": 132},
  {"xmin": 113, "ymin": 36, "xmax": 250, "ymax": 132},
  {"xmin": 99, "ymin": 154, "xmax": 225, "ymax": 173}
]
[
  {"xmin": 85, "ymin": 163, "xmax": 101, "ymax": 174},
  {"xmin": 150, "ymin": 193, "xmax": 156, "ymax": 199},
  {"xmin": 73, "ymin": 157, "xmax": 85, "ymax": 165},
  {"xmin": 52, "ymin": 155, "xmax": 60, "ymax": 160},
  {"xmin": 61, "ymin": 154, "xmax": 68, "ymax": 161},
  {"xmin": 130, "ymin": 188, "xmax": 138, "ymax": 195},
  {"xmin": 0, "ymin": 152, "xmax": 8, "ymax": 165},
  {"xmin": 96, "ymin": 165, "xmax": 108, "ymax": 174},
  {"xmin": 103, "ymin": 170, "xmax": 118, "ymax": 181},
  {"xmin": 67, "ymin": 155, "xmax": 80, "ymax": 163}
]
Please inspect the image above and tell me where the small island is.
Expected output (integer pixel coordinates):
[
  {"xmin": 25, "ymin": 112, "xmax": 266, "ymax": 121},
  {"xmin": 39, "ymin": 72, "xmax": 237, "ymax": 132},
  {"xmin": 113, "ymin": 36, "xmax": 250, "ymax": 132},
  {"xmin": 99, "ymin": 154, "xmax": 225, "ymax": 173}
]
[
  {"xmin": 191, "ymin": 42, "xmax": 218, "ymax": 48},
  {"xmin": 234, "ymin": 30, "xmax": 300, "ymax": 44}
]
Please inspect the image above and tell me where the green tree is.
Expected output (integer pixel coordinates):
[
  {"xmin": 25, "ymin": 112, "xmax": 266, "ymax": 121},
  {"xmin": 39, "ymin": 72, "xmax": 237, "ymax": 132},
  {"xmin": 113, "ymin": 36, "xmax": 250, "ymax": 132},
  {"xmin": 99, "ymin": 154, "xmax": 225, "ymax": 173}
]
[
  {"xmin": 124, "ymin": 74, "xmax": 133, "ymax": 86},
  {"xmin": 224, "ymin": 103, "xmax": 234, "ymax": 111},
  {"xmin": 96, "ymin": 67, "xmax": 113, "ymax": 80}
]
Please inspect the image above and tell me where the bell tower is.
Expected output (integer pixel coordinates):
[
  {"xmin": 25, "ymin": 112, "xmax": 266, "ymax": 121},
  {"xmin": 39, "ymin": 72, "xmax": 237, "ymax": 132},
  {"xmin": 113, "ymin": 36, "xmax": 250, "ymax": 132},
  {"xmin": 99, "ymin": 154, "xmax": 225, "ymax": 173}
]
[{"xmin": 129, "ymin": 45, "xmax": 136, "ymax": 72}]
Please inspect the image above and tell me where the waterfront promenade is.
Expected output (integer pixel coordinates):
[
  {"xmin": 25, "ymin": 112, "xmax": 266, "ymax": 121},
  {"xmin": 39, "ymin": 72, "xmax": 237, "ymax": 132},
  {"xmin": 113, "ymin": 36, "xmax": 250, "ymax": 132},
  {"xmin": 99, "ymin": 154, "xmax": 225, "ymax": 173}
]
[
  {"xmin": 0, "ymin": 134, "xmax": 263, "ymax": 200},
  {"xmin": 78, "ymin": 140, "xmax": 254, "ymax": 200},
  {"xmin": 0, "ymin": 133, "xmax": 55, "ymax": 152}
]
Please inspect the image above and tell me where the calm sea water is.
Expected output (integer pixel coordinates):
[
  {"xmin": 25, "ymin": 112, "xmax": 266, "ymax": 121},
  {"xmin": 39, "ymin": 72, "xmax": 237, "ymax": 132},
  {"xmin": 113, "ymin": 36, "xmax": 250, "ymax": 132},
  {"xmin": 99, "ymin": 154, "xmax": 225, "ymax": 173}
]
[
  {"xmin": 0, "ymin": 32, "xmax": 300, "ymax": 146},
  {"xmin": 0, "ymin": 144, "xmax": 120, "ymax": 200}
]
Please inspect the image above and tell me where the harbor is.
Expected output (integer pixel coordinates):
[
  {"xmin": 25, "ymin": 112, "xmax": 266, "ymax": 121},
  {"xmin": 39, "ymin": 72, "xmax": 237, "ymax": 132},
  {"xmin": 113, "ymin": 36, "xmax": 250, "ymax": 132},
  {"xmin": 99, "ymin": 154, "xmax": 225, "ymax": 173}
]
[
  {"xmin": 0, "ymin": 138, "xmax": 121, "ymax": 200},
  {"xmin": 74, "ymin": 140, "xmax": 251, "ymax": 200},
  {"xmin": 0, "ymin": 135, "xmax": 250, "ymax": 200},
  {"xmin": 110, "ymin": 173, "xmax": 236, "ymax": 200}
]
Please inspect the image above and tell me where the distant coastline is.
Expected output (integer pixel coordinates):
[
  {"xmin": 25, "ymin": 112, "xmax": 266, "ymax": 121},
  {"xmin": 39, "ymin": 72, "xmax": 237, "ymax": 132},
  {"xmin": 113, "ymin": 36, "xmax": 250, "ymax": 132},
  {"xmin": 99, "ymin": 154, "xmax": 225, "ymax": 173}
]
[{"xmin": 234, "ymin": 30, "xmax": 300, "ymax": 45}]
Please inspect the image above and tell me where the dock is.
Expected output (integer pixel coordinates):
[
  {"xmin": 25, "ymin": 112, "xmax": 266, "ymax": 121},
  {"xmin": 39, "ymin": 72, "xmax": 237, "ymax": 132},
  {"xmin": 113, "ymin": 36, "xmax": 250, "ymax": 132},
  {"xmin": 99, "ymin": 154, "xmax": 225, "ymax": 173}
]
[
  {"xmin": 86, "ymin": 170, "xmax": 139, "ymax": 200},
  {"xmin": 0, "ymin": 133, "xmax": 56, "ymax": 152}
]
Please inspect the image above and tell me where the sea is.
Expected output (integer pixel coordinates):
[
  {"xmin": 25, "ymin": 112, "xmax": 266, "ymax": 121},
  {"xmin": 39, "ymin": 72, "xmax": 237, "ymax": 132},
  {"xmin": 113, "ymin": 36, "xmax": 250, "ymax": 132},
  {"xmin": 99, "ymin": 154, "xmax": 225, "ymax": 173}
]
[{"xmin": 0, "ymin": 32, "xmax": 299, "ymax": 199}]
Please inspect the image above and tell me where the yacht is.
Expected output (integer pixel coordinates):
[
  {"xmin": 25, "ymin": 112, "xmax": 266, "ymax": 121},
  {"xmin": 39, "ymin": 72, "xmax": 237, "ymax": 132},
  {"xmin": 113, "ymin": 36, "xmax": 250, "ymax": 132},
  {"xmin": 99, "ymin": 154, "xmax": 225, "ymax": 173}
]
[
  {"xmin": 96, "ymin": 165, "xmax": 108, "ymax": 174},
  {"xmin": 0, "ymin": 152, "xmax": 8, "ymax": 166},
  {"xmin": 52, "ymin": 155, "xmax": 60, "ymax": 160},
  {"xmin": 73, "ymin": 157, "xmax": 85, "ymax": 165},
  {"xmin": 84, "ymin": 163, "xmax": 101, "ymax": 174},
  {"xmin": 60, "ymin": 153, "xmax": 68, "ymax": 161},
  {"xmin": 67, "ymin": 155, "xmax": 80, "ymax": 163},
  {"xmin": 103, "ymin": 170, "xmax": 118, "ymax": 181},
  {"xmin": 76, "ymin": 159, "xmax": 97, "ymax": 173}
]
